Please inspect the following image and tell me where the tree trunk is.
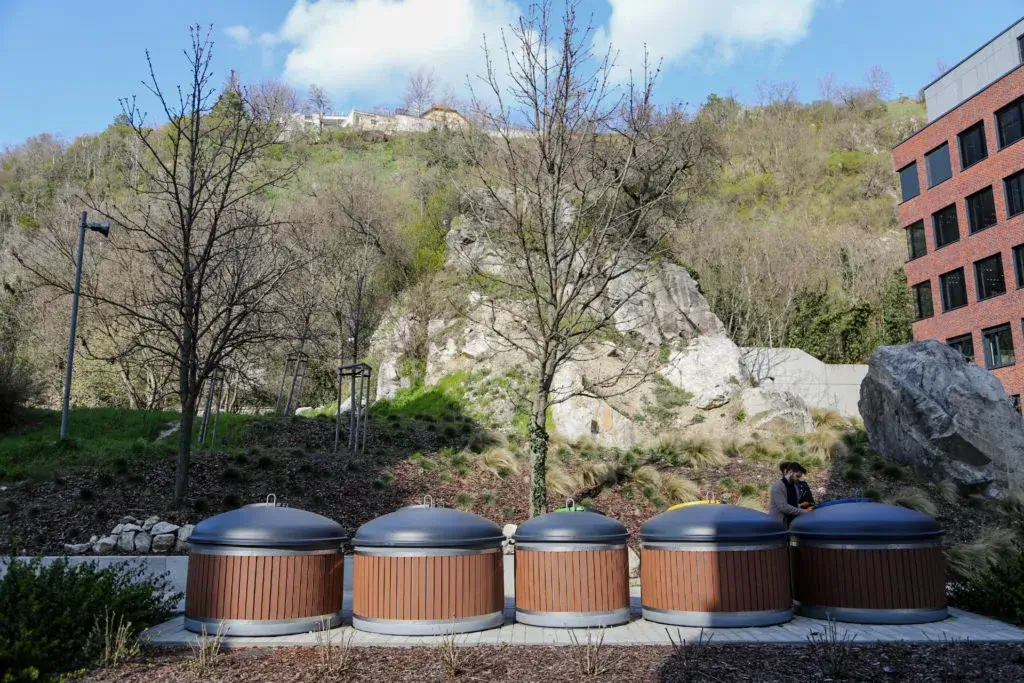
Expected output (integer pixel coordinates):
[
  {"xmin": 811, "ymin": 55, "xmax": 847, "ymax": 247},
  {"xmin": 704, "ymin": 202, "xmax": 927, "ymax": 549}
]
[
  {"xmin": 528, "ymin": 380, "xmax": 551, "ymax": 517},
  {"xmin": 175, "ymin": 390, "xmax": 196, "ymax": 508}
]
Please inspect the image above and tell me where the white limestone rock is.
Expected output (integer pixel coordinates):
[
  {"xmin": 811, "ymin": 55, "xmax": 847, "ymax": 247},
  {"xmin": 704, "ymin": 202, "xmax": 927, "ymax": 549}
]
[
  {"xmin": 150, "ymin": 521, "xmax": 180, "ymax": 536},
  {"xmin": 93, "ymin": 536, "xmax": 117, "ymax": 554},
  {"xmin": 117, "ymin": 531, "xmax": 136, "ymax": 552},
  {"xmin": 151, "ymin": 533, "xmax": 176, "ymax": 553},
  {"xmin": 659, "ymin": 334, "xmax": 747, "ymax": 409},
  {"xmin": 628, "ymin": 547, "xmax": 641, "ymax": 579},
  {"xmin": 738, "ymin": 387, "xmax": 814, "ymax": 433},
  {"xmin": 142, "ymin": 516, "xmax": 160, "ymax": 532},
  {"xmin": 134, "ymin": 531, "xmax": 152, "ymax": 553}
]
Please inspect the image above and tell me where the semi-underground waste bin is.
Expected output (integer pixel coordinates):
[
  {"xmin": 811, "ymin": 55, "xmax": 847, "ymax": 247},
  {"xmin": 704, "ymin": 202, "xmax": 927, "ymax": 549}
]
[
  {"xmin": 639, "ymin": 504, "xmax": 792, "ymax": 627},
  {"xmin": 184, "ymin": 495, "xmax": 347, "ymax": 636},
  {"xmin": 351, "ymin": 500, "xmax": 505, "ymax": 635},
  {"xmin": 789, "ymin": 502, "xmax": 946, "ymax": 624},
  {"xmin": 513, "ymin": 505, "xmax": 630, "ymax": 627}
]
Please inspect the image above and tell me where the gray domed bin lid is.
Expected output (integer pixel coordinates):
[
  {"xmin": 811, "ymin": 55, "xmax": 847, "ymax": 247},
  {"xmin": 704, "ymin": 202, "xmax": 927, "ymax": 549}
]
[
  {"xmin": 514, "ymin": 509, "xmax": 628, "ymax": 546},
  {"xmin": 640, "ymin": 504, "xmax": 786, "ymax": 545},
  {"xmin": 789, "ymin": 502, "xmax": 943, "ymax": 542},
  {"xmin": 353, "ymin": 503, "xmax": 503, "ymax": 549},
  {"xmin": 189, "ymin": 497, "xmax": 347, "ymax": 550}
]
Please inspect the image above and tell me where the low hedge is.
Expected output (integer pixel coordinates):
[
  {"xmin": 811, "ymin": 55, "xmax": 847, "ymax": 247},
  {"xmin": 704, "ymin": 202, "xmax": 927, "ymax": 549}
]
[{"xmin": 0, "ymin": 556, "xmax": 180, "ymax": 681}]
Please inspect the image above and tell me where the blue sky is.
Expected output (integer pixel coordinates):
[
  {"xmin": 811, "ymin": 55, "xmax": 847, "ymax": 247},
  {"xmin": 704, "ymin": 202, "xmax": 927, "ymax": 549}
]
[{"xmin": 0, "ymin": 0, "xmax": 1022, "ymax": 148}]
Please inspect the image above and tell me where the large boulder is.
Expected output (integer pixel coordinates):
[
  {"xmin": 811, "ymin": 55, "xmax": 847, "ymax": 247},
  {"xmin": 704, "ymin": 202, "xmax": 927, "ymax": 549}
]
[
  {"xmin": 738, "ymin": 387, "xmax": 814, "ymax": 433},
  {"xmin": 552, "ymin": 358, "xmax": 647, "ymax": 448},
  {"xmin": 860, "ymin": 340, "xmax": 1024, "ymax": 495},
  {"xmin": 659, "ymin": 334, "xmax": 747, "ymax": 409}
]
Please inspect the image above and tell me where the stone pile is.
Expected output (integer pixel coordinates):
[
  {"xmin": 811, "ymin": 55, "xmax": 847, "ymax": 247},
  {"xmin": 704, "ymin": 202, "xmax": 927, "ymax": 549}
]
[{"xmin": 63, "ymin": 515, "xmax": 194, "ymax": 555}]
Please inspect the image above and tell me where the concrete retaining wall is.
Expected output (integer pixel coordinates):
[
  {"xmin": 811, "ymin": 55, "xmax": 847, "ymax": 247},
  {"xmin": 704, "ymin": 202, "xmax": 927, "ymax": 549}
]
[{"xmin": 742, "ymin": 347, "xmax": 867, "ymax": 418}]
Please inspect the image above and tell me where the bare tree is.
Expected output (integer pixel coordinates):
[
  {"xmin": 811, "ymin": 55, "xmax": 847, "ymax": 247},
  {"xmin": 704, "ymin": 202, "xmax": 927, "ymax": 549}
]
[
  {"xmin": 864, "ymin": 65, "xmax": 893, "ymax": 100},
  {"xmin": 19, "ymin": 26, "xmax": 300, "ymax": 506},
  {"xmin": 463, "ymin": 1, "xmax": 708, "ymax": 515},
  {"xmin": 307, "ymin": 84, "xmax": 332, "ymax": 131},
  {"xmin": 250, "ymin": 80, "xmax": 301, "ymax": 122},
  {"xmin": 404, "ymin": 67, "xmax": 439, "ymax": 115}
]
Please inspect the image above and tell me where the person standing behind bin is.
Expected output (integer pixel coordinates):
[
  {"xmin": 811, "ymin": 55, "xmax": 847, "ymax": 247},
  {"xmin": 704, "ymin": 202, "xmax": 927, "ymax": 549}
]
[
  {"xmin": 769, "ymin": 462, "xmax": 806, "ymax": 528},
  {"xmin": 793, "ymin": 465, "xmax": 815, "ymax": 510}
]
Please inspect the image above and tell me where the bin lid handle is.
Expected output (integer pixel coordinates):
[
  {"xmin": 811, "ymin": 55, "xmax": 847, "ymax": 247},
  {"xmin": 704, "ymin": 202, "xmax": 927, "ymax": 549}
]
[{"xmin": 266, "ymin": 493, "xmax": 277, "ymax": 507}]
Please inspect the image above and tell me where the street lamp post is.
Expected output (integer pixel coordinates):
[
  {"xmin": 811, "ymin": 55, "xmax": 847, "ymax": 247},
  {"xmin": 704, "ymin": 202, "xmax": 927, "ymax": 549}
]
[{"xmin": 59, "ymin": 211, "xmax": 110, "ymax": 439}]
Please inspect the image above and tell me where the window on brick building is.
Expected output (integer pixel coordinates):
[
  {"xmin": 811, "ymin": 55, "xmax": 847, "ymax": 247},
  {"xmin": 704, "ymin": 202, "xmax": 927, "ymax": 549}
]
[
  {"xmin": 939, "ymin": 268, "xmax": 968, "ymax": 311},
  {"xmin": 983, "ymin": 324, "xmax": 1015, "ymax": 369},
  {"xmin": 947, "ymin": 333, "xmax": 975, "ymax": 363},
  {"xmin": 925, "ymin": 143, "xmax": 952, "ymax": 187},
  {"xmin": 1014, "ymin": 244, "xmax": 1024, "ymax": 288},
  {"xmin": 912, "ymin": 281, "xmax": 933, "ymax": 321},
  {"xmin": 933, "ymin": 204, "xmax": 959, "ymax": 248},
  {"xmin": 906, "ymin": 220, "xmax": 926, "ymax": 260},
  {"xmin": 966, "ymin": 186, "xmax": 998, "ymax": 233},
  {"xmin": 1019, "ymin": 34, "xmax": 1024, "ymax": 64},
  {"xmin": 899, "ymin": 162, "xmax": 920, "ymax": 202},
  {"xmin": 997, "ymin": 97, "xmax": 1024, "ymax": 148},
  {"xmin": 975, "ymin": 253, "xmax": 1006, "ymax": 300},
  {"xmin": 958, "ymin": 122, "xmax": 988, "ymax": 168},
  {"xmin": 1005, "ymin": 169, "xmax": 1024, "ymax": 216}
]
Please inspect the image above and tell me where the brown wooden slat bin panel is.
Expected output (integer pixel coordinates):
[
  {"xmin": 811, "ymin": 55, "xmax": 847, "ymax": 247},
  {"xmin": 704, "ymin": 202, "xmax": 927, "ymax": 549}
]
[
  {"xmin": 793, "ymin": 545, "xmax": 946, "ymax": 620},
  {"xmin": 513, "ymin": 548, "xmax": 630, "ymax": 626},
  {"xmin": 641, "ymin": 547, "xmax": 792, "ymax": 616},
  {"xmin": 185, "ymin": 550, "xmax": 344, "ymax": 634},
  {"xmin": 352, "ymin": 551, "xmax": 504, "ymax": 634}
]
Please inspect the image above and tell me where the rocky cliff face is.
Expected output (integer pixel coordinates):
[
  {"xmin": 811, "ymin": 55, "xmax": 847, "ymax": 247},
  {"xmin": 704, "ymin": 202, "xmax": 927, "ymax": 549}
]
[
  {"xmin": 860, "ymin": 340, "xmax": 1024, "ymax": 496},
  {"xmin": 369, "ymin": 211, "xmax": 811, "ymax": 446}
]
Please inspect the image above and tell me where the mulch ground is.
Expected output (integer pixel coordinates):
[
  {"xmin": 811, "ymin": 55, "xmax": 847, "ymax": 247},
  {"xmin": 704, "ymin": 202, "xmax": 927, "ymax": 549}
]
[{"xmin": 75, "ymin": 642, "xmax": 1024, "ymax": 682}]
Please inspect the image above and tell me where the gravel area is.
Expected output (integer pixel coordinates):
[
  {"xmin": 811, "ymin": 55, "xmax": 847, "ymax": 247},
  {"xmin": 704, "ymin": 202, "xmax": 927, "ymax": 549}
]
[{"xmin": 77, "ymin": 642, "xmax": 1024, "ymax": 682}]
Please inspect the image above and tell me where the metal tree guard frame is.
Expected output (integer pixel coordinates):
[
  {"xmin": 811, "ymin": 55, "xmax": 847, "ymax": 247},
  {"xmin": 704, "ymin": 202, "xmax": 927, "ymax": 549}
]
[
  {"xmin": 335, "ymin": 362, "xmax": 372, "ymax": 454},
  {"xmin": 275, "ymin": 351, "xmax": 309, "ymax": 416}
]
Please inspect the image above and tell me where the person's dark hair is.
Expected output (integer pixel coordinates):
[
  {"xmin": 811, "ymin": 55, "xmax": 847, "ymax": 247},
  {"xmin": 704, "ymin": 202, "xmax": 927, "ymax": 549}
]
[
  {"xmin": 789, "ymin": 462, "xmax": 807, "ymax": 475},
  {"xmin": 779, "ymin": 461, "xmax": 791, "ymax": 474}
]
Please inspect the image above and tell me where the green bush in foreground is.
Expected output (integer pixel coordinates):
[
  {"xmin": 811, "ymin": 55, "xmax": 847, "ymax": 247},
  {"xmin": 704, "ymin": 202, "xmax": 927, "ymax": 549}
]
[
  {"xmin": 949, "ymin": 540, "xmax": 1024, "ymax": 626},
  {"xmin": 0, "ymin": 556, "xmax": 180, "ymax": 681}
]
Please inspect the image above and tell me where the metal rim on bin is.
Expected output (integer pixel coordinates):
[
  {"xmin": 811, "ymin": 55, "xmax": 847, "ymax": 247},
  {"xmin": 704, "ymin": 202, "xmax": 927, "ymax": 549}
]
[
  {"xmin": 641, "ymin": 606, "xmax": 793, "ymax": 628},
  {"xmin": 515, "ymin": 542, "xmax": 626, "ymax": 552},
  {"xmin": 515, "ymin": 608, "xmax": 631, "ymax": 628},
  {"xmin": 184, "ymin": 612, "xmax": 342, "ymax": 637},
  {"xmin": 352, "ymin": 612, "xmax": 505, "ymax": 635},
  {"xmin": 797, "ymin": 604, "xmax": 948, "ymax": 625},
  {"xmin": 789, "ymin": 538, "xmax": 942, "ymax": 550},
  {"xmin": 642, "ymin": 540, "xmax": 786, "ymax": 552},
  {"xmin": 353, "ymin": 546, "xmax": 502, "ymax": 557}
]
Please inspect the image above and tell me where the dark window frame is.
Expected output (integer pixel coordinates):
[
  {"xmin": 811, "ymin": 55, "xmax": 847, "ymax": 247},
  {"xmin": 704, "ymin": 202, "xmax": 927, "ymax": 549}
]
[
  {"xmin": 947, "ymin": 333, "xmax": 975, "ymax": 363},
  {"xmin": 1014, "ymin": 243, "xmax": 1024, "ymax": 288},
  {"xmin": 966, "ymin": 185, "xmax": 998, "ymax": 233},
  {"xmin": 932, "ymin": 204, "xmax": 960, "ymax": 249},
  {"xmin": 996, "ymin": 96, "xmax": 1024, "ymax": 149},
  {"xmin": 1019, "ymin": 34, "xmax": 1024, "ymax": 64},
  {"xmin": 975, "ymin": 253, "xmax": 1007, "ymax": 301},
  {"xmin": 898, "ymin": 161, "xmax": 920, "ymax": 203},
  {"xmin": 912, "ymin": 280, "xmax": 934, "ymax": 321},
  {"xmin": 982, "ymin": 323, "xmax": 1016, "ymax": 370},
  {"xmin": 1005, "ymin": 168, "xmax": 1024, "ymax": 217},
  {"xmin": 939, "ymin": 267, "xmax": 968, "ymax": 312},
  {"xmin": 925, "ymin": 142, "xmax": 953, "ymax": 188},
  {"xmin": 958, "ymin": 121, "xmax": 988, "ymax": 169},
  {"xmin": 906, "ymin": 220, "xmax": 927, "ymax": 260}
]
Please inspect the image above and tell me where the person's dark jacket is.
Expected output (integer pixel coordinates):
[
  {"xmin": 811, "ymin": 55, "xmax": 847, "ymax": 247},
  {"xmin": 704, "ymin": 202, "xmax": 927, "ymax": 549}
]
[
  {"xmin": 795, "ymin": 479, "xmax": 815, "ymax": 507},
  {"xmin": 768, "ymin": 477, "xmax": 804, "ymax": 528}
]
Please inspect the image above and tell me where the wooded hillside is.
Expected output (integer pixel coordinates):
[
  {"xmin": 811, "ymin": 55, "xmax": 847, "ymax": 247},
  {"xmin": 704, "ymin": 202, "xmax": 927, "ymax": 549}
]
[{"xmin": 0, "ymin": 70, "xmax": 925, "ymax": 414}]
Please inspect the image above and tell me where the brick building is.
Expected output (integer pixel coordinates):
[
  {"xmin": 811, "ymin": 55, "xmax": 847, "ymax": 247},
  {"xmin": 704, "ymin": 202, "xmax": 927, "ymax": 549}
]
[{"xmin": 893, "ymin": 18, "xmax": 1024, "ymax": 409}]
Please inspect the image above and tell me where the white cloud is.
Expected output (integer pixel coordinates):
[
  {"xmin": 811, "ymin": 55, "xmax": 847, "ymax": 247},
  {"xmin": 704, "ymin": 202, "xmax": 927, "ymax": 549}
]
[
  {"xmin": 270, "ymin": 0, "xmax": 519, "ymax": 99},
  {"xmin": 225, "ymin": 25, "xmax": 252, "ymax": 46},
  {"xmin": 596, "ymin": 0, "xmax": 820, "ymax": 73}
]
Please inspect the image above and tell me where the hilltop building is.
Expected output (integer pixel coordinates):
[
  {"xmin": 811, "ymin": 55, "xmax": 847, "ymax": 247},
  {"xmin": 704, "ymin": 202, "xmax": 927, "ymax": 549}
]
[
  {"xmin": 893, "ymin": 17, "xmax": 1024, "ymax": 410},
  {"xmin": 285, "ymin": 104, "xmax": 469, "ymax": 139}
]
